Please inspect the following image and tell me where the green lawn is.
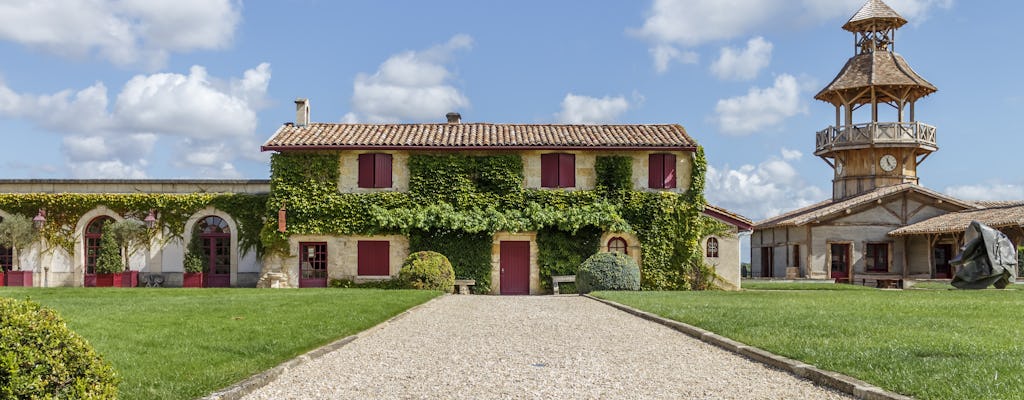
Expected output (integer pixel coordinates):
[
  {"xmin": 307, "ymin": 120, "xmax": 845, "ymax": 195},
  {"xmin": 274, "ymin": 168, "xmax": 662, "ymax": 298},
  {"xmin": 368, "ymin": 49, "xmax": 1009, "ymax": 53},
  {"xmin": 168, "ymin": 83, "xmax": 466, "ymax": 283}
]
[
  {"xmin": 0, "ymin": 288, "xmax": 439, "ymax": 400},
  {"xmin": 596, "ymin": 288, "xmax": 1024, "ymax": 400}
]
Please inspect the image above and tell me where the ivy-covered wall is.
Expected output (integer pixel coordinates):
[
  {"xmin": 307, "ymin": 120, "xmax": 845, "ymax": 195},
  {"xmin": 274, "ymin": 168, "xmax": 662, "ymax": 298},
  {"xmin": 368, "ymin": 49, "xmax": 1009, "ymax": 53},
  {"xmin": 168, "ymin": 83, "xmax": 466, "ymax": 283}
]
[
  {"xmin": 0, "ymin": 193, "xmax": 267, "ymax": 256},
  {"xmin": 266, "ymin": 148, "xmax": 710, "ymax": 291}
]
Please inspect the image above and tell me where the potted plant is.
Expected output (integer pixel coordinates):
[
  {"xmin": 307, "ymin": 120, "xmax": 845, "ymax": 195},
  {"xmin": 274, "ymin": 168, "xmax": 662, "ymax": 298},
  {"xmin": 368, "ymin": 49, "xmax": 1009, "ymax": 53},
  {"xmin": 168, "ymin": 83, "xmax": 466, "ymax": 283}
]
[
  {"xmin": 94, "ymin": 222, "xmax": 123, "ymax": 287},
  {"xmin": 183, "ymin": 252, "xmax": 204, "ymax": 287},
  {"xmin": 107, "ymin": 219, "xmax": 147, "ymax": 287},
  {"xmin": 182, "ymin": 230, "xmax": 205, "ymax": 287},
  {"xmin": 0, "ymin": 214, "xmax": 39, "ymax": 287}
]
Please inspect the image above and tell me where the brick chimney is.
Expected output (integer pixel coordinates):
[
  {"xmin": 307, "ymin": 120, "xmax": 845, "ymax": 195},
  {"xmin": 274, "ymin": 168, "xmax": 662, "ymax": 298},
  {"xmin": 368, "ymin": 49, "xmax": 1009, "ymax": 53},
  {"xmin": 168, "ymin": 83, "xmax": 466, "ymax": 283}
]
[
  {"xmin": 295, "ymin": 98, "xmax": 310, "ymax": 127},
  {"xmin": 445, "ymin": 112, "xmax": 461, "ymax": 124}
]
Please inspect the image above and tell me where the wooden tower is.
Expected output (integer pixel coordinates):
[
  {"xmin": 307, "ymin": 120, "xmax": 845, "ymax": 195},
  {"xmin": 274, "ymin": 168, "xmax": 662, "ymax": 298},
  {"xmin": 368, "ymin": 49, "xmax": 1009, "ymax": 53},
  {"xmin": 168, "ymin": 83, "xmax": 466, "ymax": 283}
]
[{"xmin": 814, "ymin": 0, "xmax": 938, "ymax": 200}]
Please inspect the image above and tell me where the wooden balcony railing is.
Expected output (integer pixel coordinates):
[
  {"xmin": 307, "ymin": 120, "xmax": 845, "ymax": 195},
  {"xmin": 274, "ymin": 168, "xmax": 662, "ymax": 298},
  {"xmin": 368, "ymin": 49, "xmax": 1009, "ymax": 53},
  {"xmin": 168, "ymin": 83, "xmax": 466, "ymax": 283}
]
[{"xmin": 815, "ymin": 122, "xmax": 937, "ymax": 155}]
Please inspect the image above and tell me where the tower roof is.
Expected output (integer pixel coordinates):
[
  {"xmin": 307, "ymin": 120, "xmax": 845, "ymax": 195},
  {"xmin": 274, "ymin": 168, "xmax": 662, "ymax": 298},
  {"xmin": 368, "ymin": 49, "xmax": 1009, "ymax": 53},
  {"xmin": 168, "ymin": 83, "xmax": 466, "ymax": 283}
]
[
  {"xmin": 815, "ymin": 51, "xmax": 936, "ymax": 105},
  {"xmin": 843, "ymin": 0, "xmax": 907, "ymax": 32}
]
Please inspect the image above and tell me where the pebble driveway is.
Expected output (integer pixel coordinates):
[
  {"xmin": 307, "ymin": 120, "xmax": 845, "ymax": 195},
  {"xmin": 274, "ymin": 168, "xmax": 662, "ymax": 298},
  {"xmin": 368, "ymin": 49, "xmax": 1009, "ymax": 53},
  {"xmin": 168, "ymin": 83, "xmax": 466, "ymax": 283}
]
[{"xmin": 243, "ymin": 295, "xmax": 852, "ymax": 399}]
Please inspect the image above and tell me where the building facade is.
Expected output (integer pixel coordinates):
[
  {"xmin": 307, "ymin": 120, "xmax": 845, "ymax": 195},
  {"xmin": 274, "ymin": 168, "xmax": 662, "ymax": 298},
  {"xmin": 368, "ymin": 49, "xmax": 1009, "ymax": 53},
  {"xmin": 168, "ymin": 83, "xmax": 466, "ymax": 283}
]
[{"xmin": 750, "ymin": 0, "xmax": 1023, "ymax": 285}]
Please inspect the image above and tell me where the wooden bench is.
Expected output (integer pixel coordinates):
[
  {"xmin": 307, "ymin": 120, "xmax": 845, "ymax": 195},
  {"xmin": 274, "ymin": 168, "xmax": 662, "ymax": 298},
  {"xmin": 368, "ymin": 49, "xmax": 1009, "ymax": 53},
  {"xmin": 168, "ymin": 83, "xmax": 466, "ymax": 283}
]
[
  {"xmin": 551, "ymin": 275, "xmax": 576, "ymax": 295},
  {"xmin": 875, "ymin": 278, "xmax": 902, "ymax": 289},
  {"xmin": 453, "ymin": 279, "xmax": 475, "ymax": 294}
]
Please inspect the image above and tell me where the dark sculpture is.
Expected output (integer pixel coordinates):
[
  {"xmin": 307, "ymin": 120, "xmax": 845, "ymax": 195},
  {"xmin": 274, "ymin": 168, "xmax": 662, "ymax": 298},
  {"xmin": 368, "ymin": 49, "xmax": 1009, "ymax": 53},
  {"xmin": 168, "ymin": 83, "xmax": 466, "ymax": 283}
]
[{"xmin": 951, "ymin": 221, "xmax": 1018, "ymax": 289}]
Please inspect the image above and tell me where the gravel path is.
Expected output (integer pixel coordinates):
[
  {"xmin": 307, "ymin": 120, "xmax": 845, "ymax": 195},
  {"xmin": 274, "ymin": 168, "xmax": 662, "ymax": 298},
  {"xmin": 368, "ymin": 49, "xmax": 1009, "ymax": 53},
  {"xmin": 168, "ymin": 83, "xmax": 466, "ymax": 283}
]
[{"xmin": 243, "ymin": 295, "xmax": 852, "ymax": 399}]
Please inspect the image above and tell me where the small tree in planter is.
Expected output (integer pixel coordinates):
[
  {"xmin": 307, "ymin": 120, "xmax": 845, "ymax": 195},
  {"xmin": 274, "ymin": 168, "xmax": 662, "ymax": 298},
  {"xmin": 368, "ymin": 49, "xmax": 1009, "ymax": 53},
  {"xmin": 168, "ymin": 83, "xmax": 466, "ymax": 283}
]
[
  {"xmin": 0, "ymin": 214, "xmax": 39, "ymax": 287},
  {"xmin": 183, "ymin": 252, "xmax": 205, "ymax": 288},
  {"xmin": 107, "ymin": 219, "xmax": 147, "ymax": 287},
  {"xmin": 94, "ymin": 222, "xmax": 123, "ymax": 287},
  {"xmin": 182, "ymin": 229, "xmax": 205, "ymax": 287}
]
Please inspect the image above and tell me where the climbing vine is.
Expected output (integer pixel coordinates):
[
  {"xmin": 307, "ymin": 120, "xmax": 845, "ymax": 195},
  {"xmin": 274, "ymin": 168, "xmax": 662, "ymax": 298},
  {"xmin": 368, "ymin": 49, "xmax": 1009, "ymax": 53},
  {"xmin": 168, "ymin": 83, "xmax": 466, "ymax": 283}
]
[
  {"xmin": 265, "ymin": 148, "xmax": 710, "ymax": 290},
  {"xmin": 0, "ymin": 193, "xmax": 267, "ymax": 257}
]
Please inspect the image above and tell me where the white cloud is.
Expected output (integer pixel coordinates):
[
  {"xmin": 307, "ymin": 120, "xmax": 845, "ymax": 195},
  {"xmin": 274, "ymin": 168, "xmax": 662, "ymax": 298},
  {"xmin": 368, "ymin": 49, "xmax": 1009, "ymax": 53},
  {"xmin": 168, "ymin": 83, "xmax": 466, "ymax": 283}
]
[
  {"xmin": 0, "ymin": 0, "xmax": 240, "ymax": 69},
  {"xmin": 632, "ymin": 0, "xmax": 952, "ymax": 72},
  {"xmin": 556, "ymin": 94, "xmax": 630, "ymax": 124},
  {"xmin": 650, "ymin": 45, "xmax": 699, "ymax": 74},
  {"xmin": 0, "ymin": 63, "xmax": 271, "ymax": 178},
  {"xmin": 710, "ymin": 37, "xmax": 773, "ymax": 81},
  {"xmin": 714, "ymin": 74, "xmax": 810, "ymax": 135},
  {"xmin": 945, "ymin": 183, "xmax": 1024, "ymax": 202},
  {"xmin": 347, "ymin": 34, "xmax": 473, "ymax": 123},
  {"xmin": 780, "ymin": 148, "xmax": 802, "ymax": 161},
  {"xmin": 705, "ymin": 149, "xmax": 827, "ymax": 221}
]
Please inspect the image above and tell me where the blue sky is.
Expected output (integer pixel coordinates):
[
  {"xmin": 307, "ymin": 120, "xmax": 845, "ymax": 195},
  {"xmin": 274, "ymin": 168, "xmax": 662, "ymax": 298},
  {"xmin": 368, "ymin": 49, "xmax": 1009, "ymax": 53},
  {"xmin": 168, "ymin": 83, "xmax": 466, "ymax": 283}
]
[{"xmin": 1, "ymin": 0, "xmax": 1021, "ymax": 226}]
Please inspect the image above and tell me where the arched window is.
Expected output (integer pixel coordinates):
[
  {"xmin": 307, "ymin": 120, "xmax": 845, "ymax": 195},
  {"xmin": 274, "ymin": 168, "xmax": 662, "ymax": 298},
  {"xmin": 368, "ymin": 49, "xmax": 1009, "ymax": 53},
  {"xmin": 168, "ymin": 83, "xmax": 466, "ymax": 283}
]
[
  {"xmin": 706, "ymin": 237, "xmax": 719, "ymax": 258},
  {"xmin": 0, "ymin": 216, "xmax": 12, "ymax": 272},
  {"xmin": 608, "ymin": 237, "xmax": 628, "ymax": 254},
  {"xmin": 197, "ymin": 216, "xmax": 231, "ymax": 287}
]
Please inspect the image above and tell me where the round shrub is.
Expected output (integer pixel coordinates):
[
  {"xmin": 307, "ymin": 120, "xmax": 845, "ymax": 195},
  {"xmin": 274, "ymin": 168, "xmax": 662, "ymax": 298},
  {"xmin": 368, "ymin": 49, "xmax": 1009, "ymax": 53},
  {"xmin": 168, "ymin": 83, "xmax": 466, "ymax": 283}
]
[
  {"xmin": 399, "ymin": 251, "xmax": 455, "ymax": 291},
  {"xmin": 0, "ymin": 298, "xmax": 118, "ymax": 398},
  {"xmin": 577, "ymin": 252, "xmax": 641, "ymax": 293}
]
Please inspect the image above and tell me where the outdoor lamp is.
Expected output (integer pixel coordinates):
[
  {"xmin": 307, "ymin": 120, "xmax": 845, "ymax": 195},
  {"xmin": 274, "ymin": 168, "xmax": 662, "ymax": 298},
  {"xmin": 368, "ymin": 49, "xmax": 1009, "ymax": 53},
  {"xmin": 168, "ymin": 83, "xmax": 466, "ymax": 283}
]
[
  {"xmin": 144, "ymin": 209, "xmax": 158, "ymax": 229},
  {"xmin": 33, "ymin": 209, "xmax": 46, "ymax": 229}
]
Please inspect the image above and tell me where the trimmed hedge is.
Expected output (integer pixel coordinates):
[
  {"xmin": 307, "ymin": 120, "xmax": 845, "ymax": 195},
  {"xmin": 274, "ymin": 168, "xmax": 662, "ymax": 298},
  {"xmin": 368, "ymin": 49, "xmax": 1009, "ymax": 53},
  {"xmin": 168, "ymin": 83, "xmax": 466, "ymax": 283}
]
[
  {"xmin": 0, "ymin": 298, "xmax": 118, "ymax": 398},
  {"xmin": 398, "ymin": 251, "xmax": 455, "ymax": 291},
  {"xmin": 577, "ymin": 252, "xmax": 641, "ymax": 293}
]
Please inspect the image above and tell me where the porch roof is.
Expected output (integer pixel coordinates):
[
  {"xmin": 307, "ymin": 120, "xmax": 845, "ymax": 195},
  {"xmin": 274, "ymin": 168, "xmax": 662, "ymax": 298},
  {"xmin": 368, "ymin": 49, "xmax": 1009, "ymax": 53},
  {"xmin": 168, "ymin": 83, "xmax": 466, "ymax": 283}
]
[
  {"xmin": 754, "ymin": 183, "xmax": 977, "ymax": 229},
  {"xmin": 889, "ymin": 202, "xmax": 1024, "ymax": 236}
]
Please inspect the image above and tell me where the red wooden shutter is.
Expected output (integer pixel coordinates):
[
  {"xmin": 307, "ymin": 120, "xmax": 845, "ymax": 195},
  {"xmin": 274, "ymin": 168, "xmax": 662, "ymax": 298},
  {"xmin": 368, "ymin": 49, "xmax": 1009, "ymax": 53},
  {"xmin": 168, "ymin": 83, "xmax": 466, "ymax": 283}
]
[
  {"xmin": 663, "ymin": 153, "xmax": 676, "ymax": 188},
  {"xmin": 558, "ymin": 153, "xmax": 575, "ymax": 188},
  {"xmin": 648, "ymin": 154, "xmax": 664, "ymax": 188},
  {"xmin": 375, "ymin": 154, "xmax": 393, "ymax": 188},
  {"xmin": 358, "ymin": 240, "xmax": 390, "ymax": 276},
  {"xmin": 358, "ymin": 154, "xmax": 374, "ymax": 188},
  {"xmin": 540, "ymin": 154, "xmax": 558, "ymax": 188}
]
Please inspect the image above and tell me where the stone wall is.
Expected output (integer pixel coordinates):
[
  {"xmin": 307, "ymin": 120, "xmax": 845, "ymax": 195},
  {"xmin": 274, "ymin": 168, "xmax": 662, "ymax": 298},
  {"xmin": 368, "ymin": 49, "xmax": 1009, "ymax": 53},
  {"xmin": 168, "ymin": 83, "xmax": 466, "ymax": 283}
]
[{"xmin": 281, "ymin": 234, "xmax": 410, "ymax": 287}]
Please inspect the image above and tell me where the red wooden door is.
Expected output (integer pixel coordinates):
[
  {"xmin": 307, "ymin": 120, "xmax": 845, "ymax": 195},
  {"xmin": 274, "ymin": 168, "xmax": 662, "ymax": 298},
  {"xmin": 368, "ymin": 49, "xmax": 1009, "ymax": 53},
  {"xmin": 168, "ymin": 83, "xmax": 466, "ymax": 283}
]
[
  {"xmin": 203, "ymin": 235, "xmax": 231, "ymax": 287},
  {"xmin": 500, "ymin": 241, "xmax": 530, "ymax": 295},
  {"xmin": 299, "ymin": 242, "xmax": 328, "ymax": 287},
  {"xmin": 831, "ymin": 243, "xmax": 851, "ymax": 282}
]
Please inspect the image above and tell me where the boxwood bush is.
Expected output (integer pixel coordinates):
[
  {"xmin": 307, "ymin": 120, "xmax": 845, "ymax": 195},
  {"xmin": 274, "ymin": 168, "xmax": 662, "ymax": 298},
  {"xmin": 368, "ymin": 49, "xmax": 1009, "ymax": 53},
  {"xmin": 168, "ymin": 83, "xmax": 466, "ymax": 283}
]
[
  {"xmin": 0, "ymin": 298, "xmax": 118, "ymax": 398},
  {"xmin": 577, "ymin": 252, "xmax": 641, "ymax": 293},
  {"xmin": 398, "ymin": 251, "xmax": 455, "ymax": 291}
]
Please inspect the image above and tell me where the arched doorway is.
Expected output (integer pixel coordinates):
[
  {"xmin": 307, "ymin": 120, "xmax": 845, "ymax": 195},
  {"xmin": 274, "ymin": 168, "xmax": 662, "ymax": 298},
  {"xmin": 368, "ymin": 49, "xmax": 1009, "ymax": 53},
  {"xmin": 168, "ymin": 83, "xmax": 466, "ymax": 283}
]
[
  {"xmin": 84, "ymin": 216, "xmax": 115, "ymax": 287},
  {"xmin": 197, "ymin": 216, "xmax": 231, "ymax": 287}
]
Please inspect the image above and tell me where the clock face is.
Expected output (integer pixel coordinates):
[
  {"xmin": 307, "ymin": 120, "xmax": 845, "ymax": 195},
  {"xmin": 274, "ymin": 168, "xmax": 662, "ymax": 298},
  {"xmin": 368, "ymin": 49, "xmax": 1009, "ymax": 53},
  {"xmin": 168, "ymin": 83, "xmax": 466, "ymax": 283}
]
[{"xmin": 879, "ymin": 154, "xmax": 897, "ymax": 172}]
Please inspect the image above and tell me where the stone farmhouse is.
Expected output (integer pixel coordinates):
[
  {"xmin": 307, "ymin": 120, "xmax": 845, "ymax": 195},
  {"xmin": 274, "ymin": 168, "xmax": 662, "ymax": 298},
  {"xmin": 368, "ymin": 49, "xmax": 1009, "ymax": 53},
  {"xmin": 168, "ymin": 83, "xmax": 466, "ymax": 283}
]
[
  {"xmin": 750, "ymin": 0, "xmax": 1024, "ymax": 285},
  {"xmin": 1, "ymin": 105, "xmax": 750, "ymax": 291},
  {"xmin": 258, "ymin": 103, "xmax": 751, "ymax": 292}
]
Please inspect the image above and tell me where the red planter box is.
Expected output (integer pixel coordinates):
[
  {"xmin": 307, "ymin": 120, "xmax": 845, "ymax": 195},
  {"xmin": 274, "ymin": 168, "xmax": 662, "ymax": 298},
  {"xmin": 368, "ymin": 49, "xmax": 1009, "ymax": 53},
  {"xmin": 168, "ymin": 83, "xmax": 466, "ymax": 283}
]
[
  {"xmin": 182, "ymin": 272, "xmax": 204, "ymax": 288},
  {"xmin": 96, "ymin": 273, "xmax": 122, "ymax": 287},
  {"xmin": 5, "ymin": 271, "xmax": 32, "ymax": 287},
  {"xmin": 121, "ymin": 271, "xmax": 139, "ymax": 288}
]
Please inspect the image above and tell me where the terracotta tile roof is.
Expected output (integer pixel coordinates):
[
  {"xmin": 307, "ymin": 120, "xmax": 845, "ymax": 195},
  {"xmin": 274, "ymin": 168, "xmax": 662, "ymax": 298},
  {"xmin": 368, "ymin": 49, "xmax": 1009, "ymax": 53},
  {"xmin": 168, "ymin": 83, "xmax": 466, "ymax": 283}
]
[
  {"xmin": 262, "ymin": 123, "xmax": 698, "ymax": 151},
  {"xmin": 704, "ymin": 204, "xmax": 753, "ymax": 231},
  {"xmin": 843, "ymin": 0, "xmax": 907, "ymax": 32},
  {"xmin": 890, "ymin": 203, "xmax": 1024, "ymax": 236},
  {"xmin": 754, "ymin": 184, "xmax": 977, "ymax": 229},
  {"xmin": 815, "ymin": 51, "xmax": 936, "ymax": 105}
]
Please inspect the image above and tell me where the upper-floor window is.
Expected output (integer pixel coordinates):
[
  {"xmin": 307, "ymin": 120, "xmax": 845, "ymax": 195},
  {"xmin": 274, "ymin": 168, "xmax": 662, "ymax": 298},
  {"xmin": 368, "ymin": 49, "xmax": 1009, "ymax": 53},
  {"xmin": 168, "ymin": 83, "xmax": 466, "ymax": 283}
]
[
  {"xmin": 541, "ymin": 153, "xmax": 575, "ymax": 188},
  {"xmin": 358, "ymin": 153, "xmax": 393, "ymax": 188},
  {"xmin": 866, "ymin": 243, "xmax": 889, "ymax": 272},
  {"xmin": 649, "ymin": 153, "xmax": 677, "ymax": 189},
  {"xmin": 706, "ymin": 237, "xmax": 719, "ymax": 258}
]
